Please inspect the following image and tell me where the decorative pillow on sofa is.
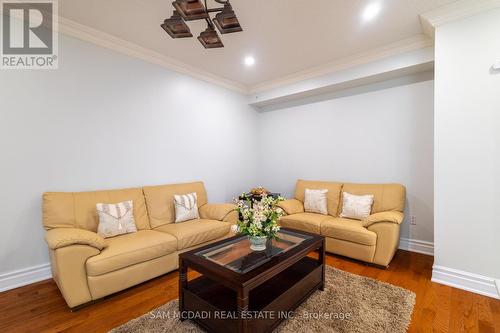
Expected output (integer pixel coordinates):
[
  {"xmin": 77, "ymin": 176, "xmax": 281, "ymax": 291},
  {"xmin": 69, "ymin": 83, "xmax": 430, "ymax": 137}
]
[
  {"xmin": 304, "ymin": 189, "xmax": 328, "ymax": 215},
  {"xmin": 174, "ymin": 192, "xmax": 199, "ymax": 223},
  {"xmin": 96, "ymin": 200, "xmax": 137, "ymax": 238},
  {"xmin": 340, "ymin": 192, "xmax": 374, "ymax": 220}
]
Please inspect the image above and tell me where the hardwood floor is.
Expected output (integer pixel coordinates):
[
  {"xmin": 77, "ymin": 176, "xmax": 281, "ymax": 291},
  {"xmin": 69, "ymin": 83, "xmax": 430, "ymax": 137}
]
[{"xmin": 0, "ymin": 250, "xmax": 499, "ymax": 333}]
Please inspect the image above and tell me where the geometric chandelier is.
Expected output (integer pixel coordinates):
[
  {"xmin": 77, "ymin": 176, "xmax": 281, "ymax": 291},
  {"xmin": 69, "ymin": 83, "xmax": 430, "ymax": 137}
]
[{"xmin": 161, "ymin": 0, "xmax": 243, "ymax": 49}]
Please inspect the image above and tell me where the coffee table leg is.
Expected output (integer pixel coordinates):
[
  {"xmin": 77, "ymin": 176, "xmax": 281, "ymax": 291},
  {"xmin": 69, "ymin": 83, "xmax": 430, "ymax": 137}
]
[
  {"xmin": 179, "ymin": 258, "xmax": 187, "ymax": 321},
  {"xmin": 319, "ymin": 239, "xmax": 326, "ymax": 291},
  {"xmin": 237, "ymin": 288, "xmax": 249, "ymax": 333}
]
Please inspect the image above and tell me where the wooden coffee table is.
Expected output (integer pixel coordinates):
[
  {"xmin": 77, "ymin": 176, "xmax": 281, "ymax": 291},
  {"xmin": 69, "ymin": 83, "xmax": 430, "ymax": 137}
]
[{"xmin": 178, "ymin": 228, "xmax": 325, "ymax": 333}]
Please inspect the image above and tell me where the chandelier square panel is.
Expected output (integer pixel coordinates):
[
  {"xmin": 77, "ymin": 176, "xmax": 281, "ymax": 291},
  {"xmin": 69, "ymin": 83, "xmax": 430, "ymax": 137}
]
[
  {"xmin": 162, "ymin": 0, "xmax": 243, "ymax": 49},
  {"xmin": 172, "ymin": 0, "xmax": 208, "ymax": 21},
  {"xmin": 198, "ymin": 26, "xmax": 224, "ymax": 48},
  {"xmin": 161, "ymin": 11, "xmax": 193, "ymax": 38}
]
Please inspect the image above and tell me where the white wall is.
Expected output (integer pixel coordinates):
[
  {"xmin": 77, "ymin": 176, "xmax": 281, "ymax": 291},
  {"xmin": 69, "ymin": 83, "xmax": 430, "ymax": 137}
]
[
  {"xmin": 0, "ymin": 35, "xmax": 258, "ymax": 275},
  {"xmin": 0, "ymin": 31, "xmax": 438, "ymax": 281},
  {"xmin": 434, "ymin": 9, "xmax": 500, "ymax": 280},
  {"xmin": 256, "ymin": 75, "xmax": 435, "ymax": 243}
]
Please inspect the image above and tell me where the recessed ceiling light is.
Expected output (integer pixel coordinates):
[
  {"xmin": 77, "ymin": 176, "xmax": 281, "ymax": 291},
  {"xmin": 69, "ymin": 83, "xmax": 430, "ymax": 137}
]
[
  {"xmin": 362, "ymin": 2, "xmax": 381, "ymax": 22},
  {"xmin": 244, "ymin": 56, "xmax": 255, "ymax": 67}
]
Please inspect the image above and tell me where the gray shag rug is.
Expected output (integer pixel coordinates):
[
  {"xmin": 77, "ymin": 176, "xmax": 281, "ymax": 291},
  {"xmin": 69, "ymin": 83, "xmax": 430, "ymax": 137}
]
[{"xmin": 110, "ymin": 266, "xmax": 415, "ymax": 333}]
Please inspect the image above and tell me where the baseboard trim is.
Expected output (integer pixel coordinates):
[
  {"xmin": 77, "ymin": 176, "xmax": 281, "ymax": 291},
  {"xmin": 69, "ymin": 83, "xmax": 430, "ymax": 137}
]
[
  {"xmin": 0, "ymin": 238, "xmax": 433, "ymax": 293},
  {"xmin": 432, "ymin": 265, "xmax": 500, "ymax": 299},
  {"xmin": 0, "ymin": 263, "xmax": 52, "ymax": 293},
  {"xmin": 399, "ymin": 237, "xmax": 434, "ymax": 256},
  {"xmin": 0, "ymin": 238, "xmax": 438, "ymax": 293}
]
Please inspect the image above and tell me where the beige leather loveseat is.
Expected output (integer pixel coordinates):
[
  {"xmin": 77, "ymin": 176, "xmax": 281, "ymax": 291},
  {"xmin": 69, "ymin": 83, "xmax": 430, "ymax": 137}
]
[
  {"xmin": 278, "ymin": 180, "xmax": 405, "ymax": 267},
  {"xmin": 43, "ymin": 181, "xmax": 236, "ymax": 308}
]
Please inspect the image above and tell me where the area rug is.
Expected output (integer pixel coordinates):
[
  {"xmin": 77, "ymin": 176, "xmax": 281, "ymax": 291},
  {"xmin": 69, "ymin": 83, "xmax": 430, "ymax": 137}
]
[{"xmin": 110, "ymin": 266, "xmax": 415, "ymax": 333}]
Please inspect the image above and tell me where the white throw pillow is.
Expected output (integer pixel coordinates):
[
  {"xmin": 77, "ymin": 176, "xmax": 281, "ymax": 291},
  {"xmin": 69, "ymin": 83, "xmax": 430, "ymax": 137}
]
[
  {"xmin": 96, "ymin": 200, "xmax": 137, "ymax": 238},
  {"xmin": 304, "ymin": 189, "xmax": 328, "ymax": 215},
  {"xmin": 340, "ymin": 192, "xmax": 374, "ymax": 220},
  {"xmin": 174, "ymin": 192, "xmax": 199, "ymax": 223}
]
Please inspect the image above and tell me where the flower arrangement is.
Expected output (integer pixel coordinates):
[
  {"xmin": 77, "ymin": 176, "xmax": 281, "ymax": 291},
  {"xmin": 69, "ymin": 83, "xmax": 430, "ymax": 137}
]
[{"xmin": 234, "ymin": 193, "xmax": 285, "ymax": 239}]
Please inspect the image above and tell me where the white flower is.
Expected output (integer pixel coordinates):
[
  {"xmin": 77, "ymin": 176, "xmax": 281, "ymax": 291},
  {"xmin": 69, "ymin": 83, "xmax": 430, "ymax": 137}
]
[{"xmin": 252, "ymin": 220, "xmax": 262, "ymax": 229}]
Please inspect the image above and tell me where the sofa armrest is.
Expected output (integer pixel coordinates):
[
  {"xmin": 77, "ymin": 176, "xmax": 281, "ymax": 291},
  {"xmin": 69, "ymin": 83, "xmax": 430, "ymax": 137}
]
[
  {"xmin": 199, "ymin": 203, "xmax": 237, "ymax": 223},
  {"xmin": 362, "ymin": 211, "xmax": 404, "ymax": 228},
  {"xmin": 367, "ymin": 222, "xmax": 401, "ymax": 266},
  {"xmin": 45, "ymin": 228, "xmax": 107, "ymax": 251},
  {"xmin": 277, "ymin": 199, "xmax": 304, "ymax": 215},
  {"xmin": 49, "ymin": 245, "xmax": 100, "ymax": 308}
]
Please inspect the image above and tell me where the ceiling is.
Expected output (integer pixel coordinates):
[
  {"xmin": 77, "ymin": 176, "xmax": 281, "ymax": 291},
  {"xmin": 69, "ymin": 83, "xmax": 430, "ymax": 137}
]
[{"xmin": 59, "ymin": 0, "xmax": 456, "ymax": 88}]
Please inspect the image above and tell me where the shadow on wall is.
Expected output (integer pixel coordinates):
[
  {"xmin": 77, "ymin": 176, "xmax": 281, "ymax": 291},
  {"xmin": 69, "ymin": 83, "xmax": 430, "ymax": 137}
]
[
  {"xmin": 400, "ymin": 195, "xmax": 434, "ymax": 241},
  {"xmin": 490, "ymin": 65, "xmax": 500, "ymax": 74},
  {"xmin": 401, "ymin": 199, "xmax": 411, "ymax": 240},
  {"xmin": 255, "ymin": 71, "xmax": 435, "ymax": 113}
]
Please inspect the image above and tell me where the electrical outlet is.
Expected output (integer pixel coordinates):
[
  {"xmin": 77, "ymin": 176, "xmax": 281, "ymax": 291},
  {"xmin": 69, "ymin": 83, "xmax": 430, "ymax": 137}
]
[{"xmin": 410, "ymin": 216, "xmax": 417, "ymax": 225}]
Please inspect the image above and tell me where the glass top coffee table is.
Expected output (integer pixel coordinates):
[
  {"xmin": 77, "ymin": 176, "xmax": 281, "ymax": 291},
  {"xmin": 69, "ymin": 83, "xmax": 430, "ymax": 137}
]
[
  {"xmin": 178, "ymin": 228, "xmax": 325, "ymax": 333},
  {"xmin": 196, "ymin": 229, "xmax": 314, "ymax": 274}
]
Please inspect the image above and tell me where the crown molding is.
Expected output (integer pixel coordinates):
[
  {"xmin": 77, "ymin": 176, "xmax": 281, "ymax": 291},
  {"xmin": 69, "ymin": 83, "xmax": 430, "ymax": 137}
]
[
  {"xmin": 249, "ymin": 47, "xmax": 434, "ymax": 109},
  {"xmin": 56, "ymin": 16, "xmax": 248, "ymax": 94},
  {"xmin": 420, "ymin": 0, "xmax": 500, "ymax": 39},
  {"xmin": 57, "ymin": 16, "xmax": 433, "ymax": 96},
  {"xmin": 249, "ymin": 34, "xmax": 433, "ymax": 94},
  {"xmin": 0, "ymin": 9, "xmax": 247, "ymax": 92},
  {"xmin": 2, "ymin": 10, "xmax": 440, "ymax": 96}
]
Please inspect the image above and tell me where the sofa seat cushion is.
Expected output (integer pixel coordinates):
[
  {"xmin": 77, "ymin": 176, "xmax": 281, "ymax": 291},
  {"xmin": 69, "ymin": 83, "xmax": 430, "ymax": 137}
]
[
  {"xmin": 321, "ymin": 218, "xmax": 376, "ymax": 246},
  {"xmin": 279, "ymin": 213, "xmax": 332, "ymax": 234},
  {"xmin": 155, "ymin": 219, "xmax": 230, "ymax": 250},
  {"xmin": 86, "ymin": 230, "xmax": 177, "ymax": 276}
]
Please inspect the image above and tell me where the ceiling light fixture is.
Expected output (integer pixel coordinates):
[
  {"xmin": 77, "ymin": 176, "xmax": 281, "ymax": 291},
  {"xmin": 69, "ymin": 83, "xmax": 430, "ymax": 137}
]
[
  {"xmin": 172, "ymin": 0, "xmax": 208, "ymax": 21},
  {"xmin": 162, "ymin": 0, "xmax": 243, "ymax": 49},
  {"xmin": 362, "ymin": 2, "xmax": 381, "ymax": 22},
  {"xmin": 198, "ymin": 26, "xmax": 224, "ymax": 48},
  {"xmin": 161, "ymin": 11, "xmax": 193, "ymax": 38},
  {"xmin": 213, "ymin": 4, "xmax": 242, "ymax": 34},
  {"xmin": 244, "ymin": 56, "xmax": 255, "ymax": 67}
]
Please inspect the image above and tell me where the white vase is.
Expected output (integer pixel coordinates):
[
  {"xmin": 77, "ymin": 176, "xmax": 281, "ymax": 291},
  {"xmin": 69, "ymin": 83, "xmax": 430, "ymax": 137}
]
[{"xmin": 249, "ymin": 236, "xmax": 267, "ymax": 251}]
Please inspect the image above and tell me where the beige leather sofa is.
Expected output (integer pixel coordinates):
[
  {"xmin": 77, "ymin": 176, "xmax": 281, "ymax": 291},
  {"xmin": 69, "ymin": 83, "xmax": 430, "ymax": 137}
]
[
  {"xmin": 43, "ymin": 181, "xmax": 237, "ymax": 308},
  {"xmin": 278, "ymin": 180, "xmax": 405, "ymax": 267}
]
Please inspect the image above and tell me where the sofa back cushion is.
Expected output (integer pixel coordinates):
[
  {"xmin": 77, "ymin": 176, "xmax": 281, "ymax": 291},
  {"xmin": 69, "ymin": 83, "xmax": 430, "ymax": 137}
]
[
  {"xmin": 43, "ymin": 187, "xmax": 150, "ymax": 232},
  {"xmin": 143, "ymin": 181, "xmax": 208, "ymax": 229},
  {"xmin": 294, "ymin": 180, "xmax": 343, "ymax": 217},
  {"xmin": 341, "ymin": 183, "xmax": 405, "ymax": 214}
]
